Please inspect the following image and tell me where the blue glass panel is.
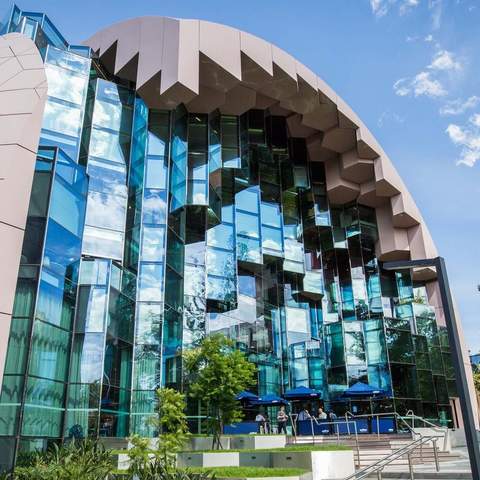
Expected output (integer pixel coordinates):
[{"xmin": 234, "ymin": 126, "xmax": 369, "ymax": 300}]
[
  {"xmin": 69, "ymin": 333, "xmax": 104, "ymax": 383},
  {"xmin": 142, "ymin": 190, "xmax": 167, "ymax": 225},
  {"xmin": 145, "ymin": 157, "xmax": 168, "ymax": 189},
  {"xmin": 236, "ymin": 211, "xmax": 260, "ymax": 238},
  {"xmin": 141, "ymin": 226, "xmax": 165, "ymax": 261},
  {"xmin": 138, "ymin": 264, "xmax": 164, "ymax": 302}
]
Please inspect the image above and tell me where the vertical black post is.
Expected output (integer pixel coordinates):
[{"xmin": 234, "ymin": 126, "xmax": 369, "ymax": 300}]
[{"xmin": 435, "ymin": 257, "xmax": 480, "ymax": 479}]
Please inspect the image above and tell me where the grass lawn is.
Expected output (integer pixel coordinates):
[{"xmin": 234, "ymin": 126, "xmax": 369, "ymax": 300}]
[
  {"xmin": 188, "ymin": 466, "xmax": 308, "ymax": 477},
  {"xmin": 181, "ymin": 444, "xmax": 351, "ymax": 453}
]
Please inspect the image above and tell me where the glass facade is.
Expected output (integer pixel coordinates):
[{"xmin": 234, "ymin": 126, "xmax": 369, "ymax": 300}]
[{"xmin": 0, "ymin": 4, "xmax": 458, "ymax": 465}]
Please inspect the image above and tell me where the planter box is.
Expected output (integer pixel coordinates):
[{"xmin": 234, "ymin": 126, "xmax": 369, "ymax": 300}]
[
  {"xmin": 272, "ymin": 451, "xmax": 355, "ymax": 480},
  {"xmin": 184, "ymin": 436, "xmax": 231, "ymax": 451},
  {"xmin": 177, "ymin": 451, "xmax": 240, "ymax": 468},
  {"xmin": 238, "ymin": 451, "xmax": 272, "ymax": 467},
  {"xmin": 231, "ymin": 435, "xmax": 286, "ymax": 450}
]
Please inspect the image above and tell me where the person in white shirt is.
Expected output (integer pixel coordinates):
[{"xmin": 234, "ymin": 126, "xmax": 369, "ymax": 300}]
[
  {"xmin": 317, "ymin": 407, "xmax": 327, "ymax": 420},
  {"xmin": 255, "ymin": 412, "xmax": 266, "ymax": 433}
]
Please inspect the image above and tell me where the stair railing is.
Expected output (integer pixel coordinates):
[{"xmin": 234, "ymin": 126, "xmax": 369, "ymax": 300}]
[{"xmin": 342, "ymin": 434, "xmax": 441, "ymax": 480}]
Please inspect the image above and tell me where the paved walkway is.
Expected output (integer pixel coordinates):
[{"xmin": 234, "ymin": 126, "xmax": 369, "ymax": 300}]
[{"xmin": 383, "ymin": 447, "xmax": 472, "ymax": 478}]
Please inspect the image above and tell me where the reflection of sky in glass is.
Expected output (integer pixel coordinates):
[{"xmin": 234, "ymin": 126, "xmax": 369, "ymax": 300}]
[{"xmin": 85, "ymin": 191, "xmax": 127, "ymax": 231}]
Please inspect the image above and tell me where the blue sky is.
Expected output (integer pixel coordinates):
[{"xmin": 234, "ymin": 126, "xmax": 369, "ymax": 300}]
[{"xmin": 5, "ymin": 0, "xmax": 480, "ymax": 351}]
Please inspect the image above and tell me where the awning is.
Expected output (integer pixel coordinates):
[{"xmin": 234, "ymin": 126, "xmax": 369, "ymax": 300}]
[
  {"xmin": 341, "ymin": 381, "xmax": 385, "ymax": 398},
  {"xmin": 235, "ymin": 390, "xmax": 259, "ymax": 402},
  {"xmin": 284, "ymin": 386, "xmax": 321, "ymax": 400},
  {"xmin": 251, "ymin": 394, "xmax": 289, "ymax": 406}
]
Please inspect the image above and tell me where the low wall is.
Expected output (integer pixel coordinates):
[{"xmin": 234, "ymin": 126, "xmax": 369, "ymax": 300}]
[
  {"xmin": 230, "ymin": 435, "xmax": 287, "ymax": 450},
  {"xmin": 177, "ymin": 450, "xmax": 355, "ymax": 479}
]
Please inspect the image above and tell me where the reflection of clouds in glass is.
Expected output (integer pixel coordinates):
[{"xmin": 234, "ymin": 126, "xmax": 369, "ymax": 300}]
[
  {"xmin": 184, "ymin": 264, "xmax": 205, "ymax": 297},
  {"xmin": 138, "ymin": 264, "xmax": 163, "ymax": 302},
  {"xmin": 43, "ymin": 100, "xmax": 82, "ymax": 137},
  {"xmin": 89, "ymin": 129, "xmax": 128, "ymax": 165},
  {"xmin": 46, "ymin": 65, "xmax": 87, "ymax": 105},
  {"xmin": 78, "ymin": 335, "xmax": 104, "ymax": 383},
  {"xmin": 134, "ymin": 348, "xmax": 161, "ymax": 390},
  {"xmin": 82, "ymin": 226, "xmax": 123, "ymax": 260},
  {"xmin": 85, "ymin": 287, "xmax": 107, "ymax": 332},
  {"xmin": 142, "ymin": 192, "xmax": 167, "ymax": 224},
  {"xmin": 93, "ymin": 100, "xmax": 124, "ymax": 132},
  {"xmin": 85, "ymin": 192, "xmax": 126, "ymax": 230},
  {"xmin": 141, "ymin": 226, "xmax": 165, "ymax": 261}
]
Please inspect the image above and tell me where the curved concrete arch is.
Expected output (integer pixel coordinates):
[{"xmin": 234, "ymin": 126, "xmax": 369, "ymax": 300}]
[
  {"xmin": 84, "ymin": 17, "xmax": 437, "ymax": 277},
  {"xmin": 0, "ymin": 32, "xmax": 47, "ymax": 383}
]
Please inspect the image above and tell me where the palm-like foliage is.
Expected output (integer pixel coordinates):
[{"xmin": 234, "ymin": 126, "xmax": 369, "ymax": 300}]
[{"xmin": 4, "ymin": 440, "xmax": 115, "ymax": 480}]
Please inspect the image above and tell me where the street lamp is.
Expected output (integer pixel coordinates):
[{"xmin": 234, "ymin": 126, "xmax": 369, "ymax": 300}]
[{"xmin": 382, "ymin": 256, "xmax": 480, "ymax": 479}]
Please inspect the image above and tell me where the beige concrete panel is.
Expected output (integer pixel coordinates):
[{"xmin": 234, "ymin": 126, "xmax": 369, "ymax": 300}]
[
  {"xmin": 0, "ymin": 56, "xmax": 22, "ymax": 86},
  {"xmin": 6, "ymin": 33, "xmax": 37, "ymax": 56},
  {"xmin": 267, "ymin": 103, "xmax": 291, "ymax": 116},
  {"xmin": 356, "ymin": 124, "xmax": 381, "ymax": 159},
  {"xmin": 322, "ymin": 126, "xmax": 357, "ymax": 153},
  {"xmin": 302, "ymin": 103, "xmax": 338, "ymax": 131},
  {"xmin": 358, "ymin": 180, "xmax": 388, "ymax": 208},
  {"xmin": 340, "ymin": 148, "xmax": 375, "ymax": 183},
  {"xmin": 325, "ymin": 158, "xmax": 360, "ymax": 204},
  {"xmin": 240, "ymin": 31, "xmax": 273, "ymax": 76},
  {"xmin": 408, "ymin": 222, "xmax": 438, "ymax": 261},
  {"xmin": 136, "ymin": 17, "xmax": 165, "ymax": 88},
  {"xmin": 220, "ymin": 85, "xmax": 256, "ymax": 115},
  {"xmin": 296, "ymin": 62, "xmax": 317, "ymax": 91},
  {"xmin": 391, "ymin": 192, "xmax": 421, "ymax": 228},
  {"xmin": 16, "ymin": 53, "xmax": 44, "ymax": 70},
  {"xmin": 0, "ymin": 223, "xmax": 24, "ymax": 315},
  {"xmin": 271, "ymin": 45, "xmax": 297, "ymax": 82},
  {"xmin": 0, "ymin": 313, "xmax": 13, "ymax": 392},
  {"xmin": 113, "ymin": 20, "xmax": 141, "ymax": 75},
  {"xmin": 186, "ymin": 85, "xmax": 226, "ymax": 113},
  {"xmin": 0, "ymin": 67, "xmax": 46, "ymax": 91},
  {"xmin": 375, "ymin": 204, "xmax": 410, "ymax": 261},
  {"xmin": 373, "ymin": 155, "xmax": 402, "ymax": 197},
  {"xmin": 0, "ymin": 145, "xmax": 36, "ymax": 230},
  {"xmin": 241, "ymin": 54, "xmax": 273, "ymax": 90},
  {"xmin": 316, "ymin": 76, "xmax": 337, "ymax": 105},
  {"xmin": 0, "ymin": 89, "xmax": 40, "ymax": 115},
  {"xmin": 286, "ymin": 114, "xmax": 317, "ymax": 138},
  {"xmin": 280, "ymin": 78, "xmax": 319, "ymax": 115},
  {"xmin": 307, "ymin": 138, "xmax": 336, "ymax": 163},
  {"xmin": 199, "ymin": 20, "xmax": 241, "ymax": 81},
  {"xmin": 171, "ymin": 19, "xmax": 199, "ymax": 95},
  {"xmin": 255, "ymin": 94, "xmax": 278, "ymax": 110},
  {"xmin": 0, "ymin": 45, "xmax": 14, "ymax": 58}
]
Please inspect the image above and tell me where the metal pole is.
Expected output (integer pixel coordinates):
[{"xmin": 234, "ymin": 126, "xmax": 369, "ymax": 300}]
[
  {"xmin": 435, "ymin": 257, "xmax": 480, "ymax": 480},
  {"xmin": 433, "ymin": 438, "xmax": 440, "ymax": 472},
  {"xmin": 407, "ymin": 453, "xmax": 415, "ymax": 480},
  {"xmin": 383, "ymin": 257, "xmax": 480, "ymax": 480},
  {"xmin": 376, "ymin": 469, "xmax": 382, "ymax": 480}
]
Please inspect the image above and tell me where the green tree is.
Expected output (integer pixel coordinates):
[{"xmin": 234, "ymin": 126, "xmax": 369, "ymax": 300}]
[
  {"xmin": 128, "ymin": 387, "xmax": 189, "ymax": 476},
  {"xmin": 184, "ymin": 334, "xmax": 257, "ymax": 449},
  {"xmin": 473, "ymin": 369, "xmax": 480, "ymax": 393}
]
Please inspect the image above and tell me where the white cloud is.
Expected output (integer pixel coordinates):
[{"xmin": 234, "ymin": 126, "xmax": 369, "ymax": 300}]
[
  {"xmin": 394, "ymin": 71, "xmax": 447, "ymax": 98},
  {"xmin": 446, "ymin": 114, "xmax": 480, "ymax": 166},
  {"xmin": 370, "ymin": 0, "xmax": 420, "ymax": 17},
  {"xmin": 439, "ymin": 96, "xmax": 480, "ymax": 116},
  {"xmin": 378, "ymin": 110, "xmax": 405, "ymax": 127},
  {"xmin": 429, "ymin": 0, "xmax": 443, "ymax": 30},
  {"xmin": 424, "ymin": 34, "xmax": 434, "ymax": 42},
  {"xmin": 428, "ymin": 50, "xmax": 462, "ymax": 71},
  {"xmin": 400, "ymin": 0, "xmax": 420, "ymax": 14}
]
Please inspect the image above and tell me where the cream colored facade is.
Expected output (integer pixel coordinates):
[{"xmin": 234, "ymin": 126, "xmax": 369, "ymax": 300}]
[{"xmin": 0, "ymin": 33, "xmax": 47, "ymax": 384}]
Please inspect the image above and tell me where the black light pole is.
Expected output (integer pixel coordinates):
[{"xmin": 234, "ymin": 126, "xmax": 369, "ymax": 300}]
[{"xmin": 383, "ymin": 256, "xmax": 480, "ymax": 479}]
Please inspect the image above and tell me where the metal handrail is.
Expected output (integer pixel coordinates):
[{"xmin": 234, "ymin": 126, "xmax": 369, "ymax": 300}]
[
  {"xmin": 342, "ymin": 434, "xmax": 441, "ymax": 480},
  {"xmin": 344, "ymin": 410, "xmax": 416, "ymax": 439}
]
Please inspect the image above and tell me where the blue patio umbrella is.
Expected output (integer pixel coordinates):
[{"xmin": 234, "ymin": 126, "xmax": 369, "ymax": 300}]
[
  {"xmin": 341, "ymin": 382, "xmax": 385, "ymax": 415},
  {"xmin": 284, "ymin": 386, "xmax": 321, "ymax": 400},
  {"xmin": 251, "ymin": 394, "xmax": 289, "ymax": 406},
  {"xmin": 235, "ymin": 390, "xmax": 259, "ymax": 402},
  {"xmin": 341, "ymin": 382, "xmax": 385, "ymax": 398}
]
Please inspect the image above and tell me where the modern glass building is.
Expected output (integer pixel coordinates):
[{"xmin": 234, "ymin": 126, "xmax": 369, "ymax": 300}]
[{"xmin": 0, "ymin": 3, "xmax": 475, "ymax": 468}]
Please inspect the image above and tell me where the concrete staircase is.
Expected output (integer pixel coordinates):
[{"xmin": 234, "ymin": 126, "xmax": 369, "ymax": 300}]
[{"xmin": 290, "ymin": 434, "xmax": 460, "ymax": 471}]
